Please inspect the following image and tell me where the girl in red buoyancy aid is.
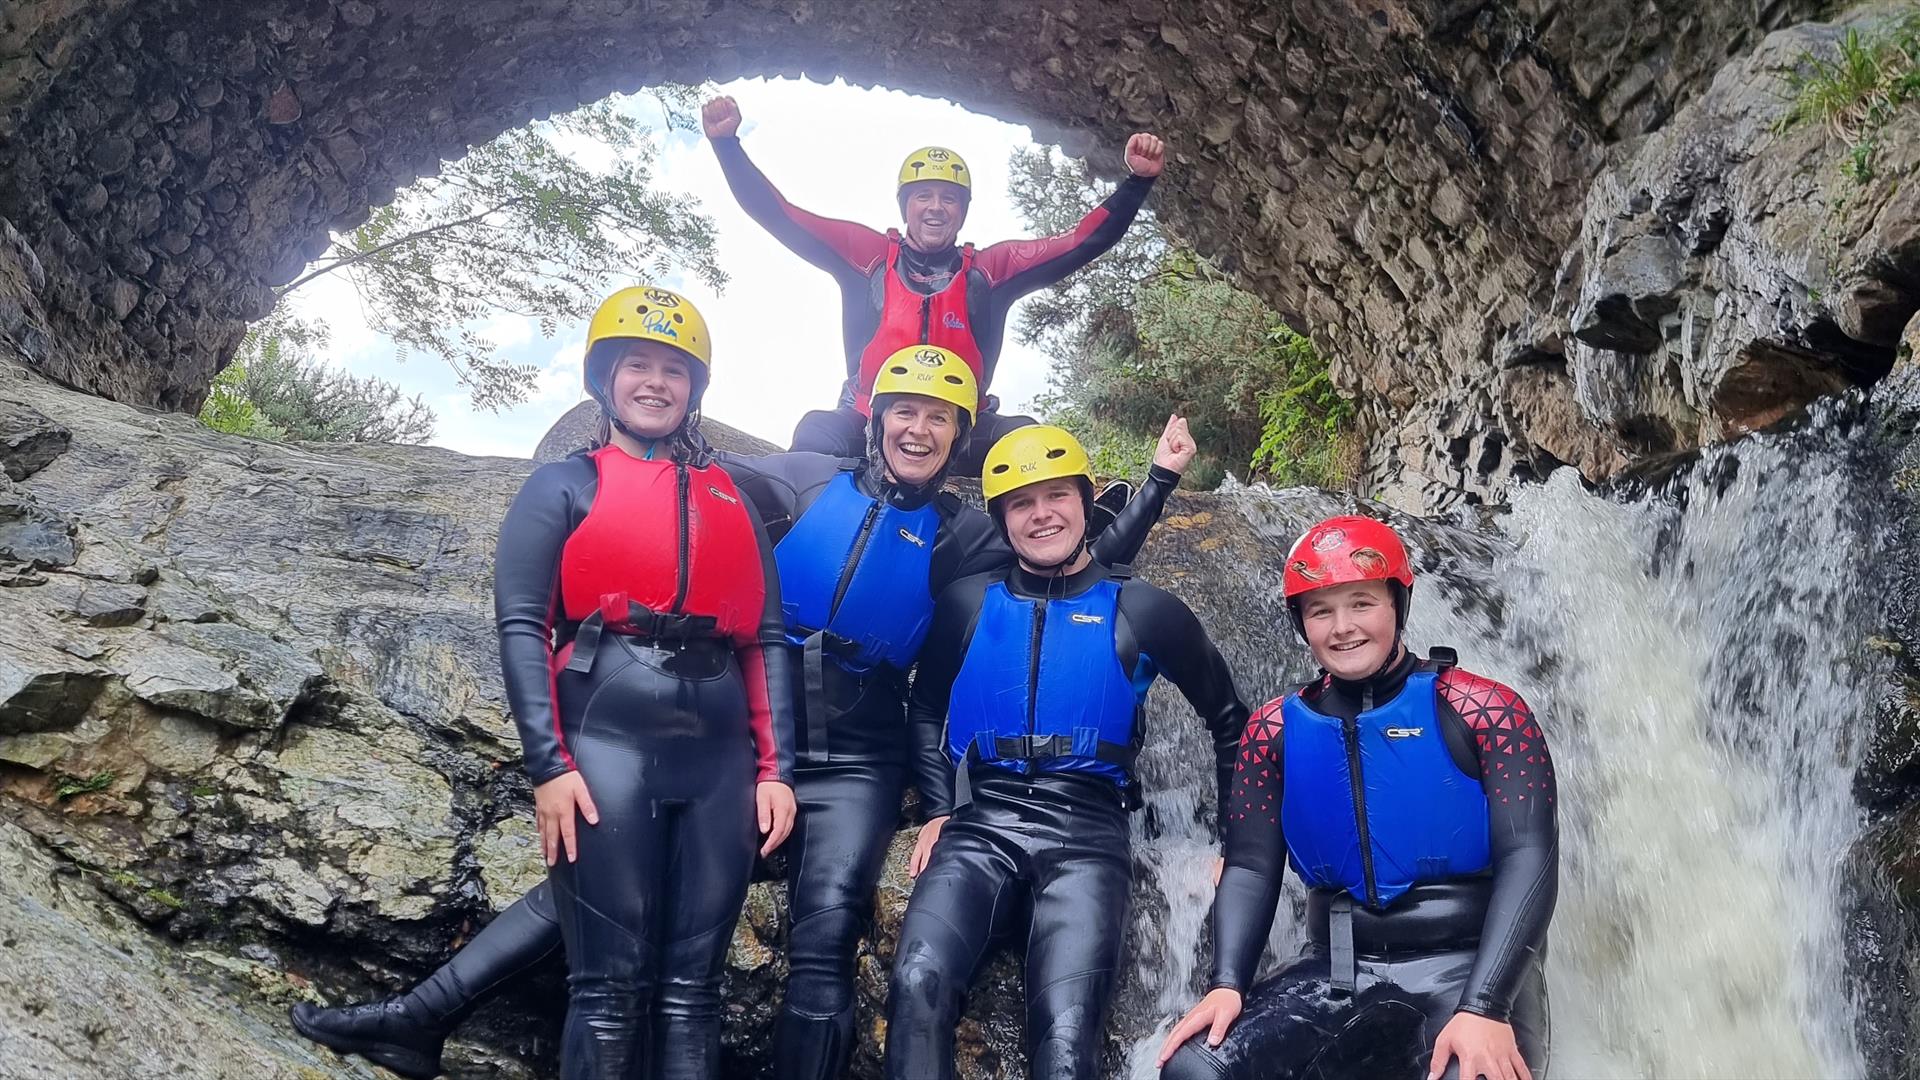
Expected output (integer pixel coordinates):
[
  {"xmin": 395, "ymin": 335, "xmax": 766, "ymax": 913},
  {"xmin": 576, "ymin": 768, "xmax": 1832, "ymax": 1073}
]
[{"xmin": 494, "ymin": 285, "xmax": 797, "ymax": 1079}]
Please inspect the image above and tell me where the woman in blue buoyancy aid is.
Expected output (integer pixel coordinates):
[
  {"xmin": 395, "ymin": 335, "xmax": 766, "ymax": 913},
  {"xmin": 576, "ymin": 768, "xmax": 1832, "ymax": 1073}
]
[{"xmin": 1158, "ymin": 515, "xmax": 1556, "ymax": 1080}]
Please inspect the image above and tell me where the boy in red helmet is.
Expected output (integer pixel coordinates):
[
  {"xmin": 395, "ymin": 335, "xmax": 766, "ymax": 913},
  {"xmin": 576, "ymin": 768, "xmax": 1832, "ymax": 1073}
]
[{"xmin": 1157, "ymin": 515, "xmax": 1557, "ymax": 1080}]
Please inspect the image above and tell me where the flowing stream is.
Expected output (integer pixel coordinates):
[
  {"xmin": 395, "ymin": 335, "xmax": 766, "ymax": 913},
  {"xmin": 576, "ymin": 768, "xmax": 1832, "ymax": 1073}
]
[{"xmin": 1114, "ymin": 399, "xmax": 1888, "ymax": 1079}]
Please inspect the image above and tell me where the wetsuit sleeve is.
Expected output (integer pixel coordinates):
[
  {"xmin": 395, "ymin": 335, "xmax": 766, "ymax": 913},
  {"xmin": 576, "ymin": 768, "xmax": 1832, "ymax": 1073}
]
[
  {"xmin": 710, "ymin": 136, "xmax": 888, "ymax": 279},
  {"xmin": 1127, "ymin": 583, "xmax": 1248, "ymax": 827},
  {"xmin": 907, "ymin": 575, "xmax": 989, "ymax": 816},
  {"xmin": 1210, "ymin": 698, "xmax": 1290, "ymax": 992},
  {"xmin": 734, "ymin": 504, "xmax": 797, "ymax": 785},
  {"xmin": 973, "ymin": 175, "xmax": 1154, "ymax": 295},
  {"xmin": 494, "ymin": 460, "xmax": 590, "ymax": 785},
  {"xmin": 1439, "ymin": 670, "xmax": 1559, "ymax": 1022},
  {"xmin": 716, "ymin": 450, "xmax": 812, "ymax": 542},
  {"xmin": 1089, "ymin": 463, "xmax": 1179, "ymax": 567}
]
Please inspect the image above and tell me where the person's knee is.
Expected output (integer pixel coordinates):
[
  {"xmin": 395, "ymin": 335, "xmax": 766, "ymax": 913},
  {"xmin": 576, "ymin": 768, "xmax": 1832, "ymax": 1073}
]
[
  {"xmin": 790, "ymin": 407, "xmax": 862, "ymax": 456},
  {"xmin": 654, "ymin": 973, "xmax": 721, "ymax": 1020},
  {"xmin": 1159, "ymin": 1040, "xmax": 1232, "ymax": 1080},
  {"xmin": 888, "ymin": 938, "xmax": 964, "ymax": 1021},
  {"xmin": 1027, "ymin": 976, "xmax": 1113, "ymax": 1078},
  {"xmin": 785, "ymin": 903, "xmax": 865, "ymax": 1009},
  {"xmin": 566, "ymin": 975, "xmax": 649, "ymax": 1023}
]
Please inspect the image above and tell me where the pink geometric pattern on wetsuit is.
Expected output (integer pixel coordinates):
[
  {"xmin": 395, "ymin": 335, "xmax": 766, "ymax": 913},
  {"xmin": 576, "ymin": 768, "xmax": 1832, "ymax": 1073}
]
[
  {"xmin": 1438, "ymin": 667, "xmax": 1555, "ymax": 806},
  {"xmin": 1228, "ymin": 697, "xmax": 1287, "ymax": 826}
]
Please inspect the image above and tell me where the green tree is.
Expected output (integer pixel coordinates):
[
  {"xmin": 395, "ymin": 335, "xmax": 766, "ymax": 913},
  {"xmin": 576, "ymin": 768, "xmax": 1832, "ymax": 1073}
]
[
  {"xmin": 1010, "ymin": 149, "xmax": 1356, "ymax": 490},
  {"xmin": 198, "ymin": 361, "xmax": 284, "ymax": 441},
  {"xmin": 271, "ymin": 88, "xmax": 722, "ymax": 410},
  {"xmin": 199, "ymin": 314, "xmax": 435, "ymax": 444}
]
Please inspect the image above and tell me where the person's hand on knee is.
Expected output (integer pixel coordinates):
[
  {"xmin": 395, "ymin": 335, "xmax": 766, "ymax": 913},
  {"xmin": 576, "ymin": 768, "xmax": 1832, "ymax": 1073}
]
[
  {"xmin": 1427, "ymin": 1011, "xmax": 1530, "ymax": 1080},
  {"xmin": 1155, "ymin": 986, "xmax": 1243, "ymax": 1066}
]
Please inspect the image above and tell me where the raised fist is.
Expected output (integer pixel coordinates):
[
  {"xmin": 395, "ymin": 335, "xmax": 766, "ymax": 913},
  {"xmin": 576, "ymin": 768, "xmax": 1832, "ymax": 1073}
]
[
  {"xmin": 702, "ymin": 96, "xmax": 742, "ymax": 139},
  {"xmin": 1126, "ymin": 132, "xmax": 1166, "ymax": 178}
]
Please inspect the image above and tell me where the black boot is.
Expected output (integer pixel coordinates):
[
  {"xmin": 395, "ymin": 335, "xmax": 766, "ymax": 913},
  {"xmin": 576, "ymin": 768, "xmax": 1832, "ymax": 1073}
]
[
  {"xmin": 1088, "ymin": 478, "xmax": 1134, "ymax": 539},
  {"xmin": 289, "ymin": 996, "xmax": 447, "ymax": 1080},
  {"xmin": 290, "ymin": 883, "xmax": 565, "ymax": 1079},
  {"xmin": 772, "ymin": 1007, "xmax": 856, "ymax": 1080}
]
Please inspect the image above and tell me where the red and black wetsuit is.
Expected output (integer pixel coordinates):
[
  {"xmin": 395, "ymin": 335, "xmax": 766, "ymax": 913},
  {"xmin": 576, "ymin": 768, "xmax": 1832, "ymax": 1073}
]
[
  {"xmin": 495, "ymin": 443, "xmax": 794, "ymax": 1079},
  {"xmin": 710, "ymin": 136, "xmax": 1155, "ymax": 463},
  {"xmin": 1161, "ymin": 649, "xmax": 1557, "ymax": 1080}
]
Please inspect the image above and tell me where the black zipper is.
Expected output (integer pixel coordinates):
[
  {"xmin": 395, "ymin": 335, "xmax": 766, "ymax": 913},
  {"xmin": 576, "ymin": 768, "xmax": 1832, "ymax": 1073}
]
[
  {"xmin": 828, "ymin": 501, "xmax": 883, "ymax": 619},
  {"xmin": 669, "ymin": 461, "xmax": 691, "ymax": 613},
  {"xmin": 1023, "ymin": 600, "xmax": 1045, "ymax": 776},
  {"xmin": 919, "ymin": 294, "xmax": 932, "ymax": 342},
  {"xmin": 1345, "ymin": 688, "xmax": 1380, "ymax": 908}
]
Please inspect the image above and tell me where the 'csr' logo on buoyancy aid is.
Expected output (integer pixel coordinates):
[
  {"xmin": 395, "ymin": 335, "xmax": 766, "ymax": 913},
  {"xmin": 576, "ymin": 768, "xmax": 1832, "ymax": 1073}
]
[
  {"xmin": 1384, "ymin": 726, "xmax": 1424, "ymax": 739},
  {"xmin": 708, "ymin": 486, "xmax": 738, "ymax": 505},
  {"xmin": 643, "ymin": 288, "xmax": 681, "ymax": 307},
  {"xmin": 913, "ymin": 347, "xmax": 944, "ymax": 367},
  {"xmin": 897, "ymin": 527, "xmax": 926, "ymax": 547},
  {"xmin": 1070, "ymin": 613, "xmax": 1105, "ymax": 625}
]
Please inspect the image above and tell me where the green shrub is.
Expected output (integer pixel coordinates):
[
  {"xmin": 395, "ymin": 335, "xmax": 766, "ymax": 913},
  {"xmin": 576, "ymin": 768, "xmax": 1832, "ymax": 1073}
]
[
  {"xmin": 1010, "ymin": 149, "xmax": 1357, "ymax": 491},
  {"xmin": 1778, "ymin": 13, "xmax": 1920, "ymax": 172}
]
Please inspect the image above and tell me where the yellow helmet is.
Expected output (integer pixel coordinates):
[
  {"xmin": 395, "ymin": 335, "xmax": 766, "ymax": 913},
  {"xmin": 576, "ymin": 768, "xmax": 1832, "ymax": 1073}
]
[
  {"xmin": 897, "ymin": 146, "xmax": 971, "ymax": 192},
  {"xmin": 981, "ymin": 424, "xmax": 1094, "ymax": 503},
  {"xmin": 586, "ymin": 285, "xmax": 711, "ymax": 368},
  {"xmin": 870, "ymin": 346, "xmax": 978, "ymax": 424}
]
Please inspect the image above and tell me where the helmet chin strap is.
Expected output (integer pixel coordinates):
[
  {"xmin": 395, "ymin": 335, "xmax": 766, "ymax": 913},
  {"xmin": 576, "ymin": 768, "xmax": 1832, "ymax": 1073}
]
[
  {"xmin": 1365, "ymin": 634, "xmax": 1408, "ymax": 681},
  {"xmin": 602, "ymin": 402, "xmax": 705, "ymax": 464},
  {"xmin": 1022, "ymin": 533, "xmax": 1089, "ymax": 576}
]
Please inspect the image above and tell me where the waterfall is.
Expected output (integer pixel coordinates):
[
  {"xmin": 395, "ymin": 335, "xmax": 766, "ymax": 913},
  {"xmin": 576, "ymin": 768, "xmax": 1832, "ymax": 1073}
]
[{"xmin": 1118, "ymin": 399, "xmax": 1886, "ymax": 1079}]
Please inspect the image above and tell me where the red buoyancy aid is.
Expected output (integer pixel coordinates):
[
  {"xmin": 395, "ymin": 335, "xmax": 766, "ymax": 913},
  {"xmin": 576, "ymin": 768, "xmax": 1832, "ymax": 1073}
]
[
  {"xmin": 558, "ymin": 445, "xmax": 766, "ymax": 644},
  {"xmin": 852, "ymin": 231, "xmax": 984, "ymax": 415}
]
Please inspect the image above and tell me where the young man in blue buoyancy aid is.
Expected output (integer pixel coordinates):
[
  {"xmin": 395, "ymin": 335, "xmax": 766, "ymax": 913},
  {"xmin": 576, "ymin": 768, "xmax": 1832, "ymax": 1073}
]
[
  {"xmin": 287, "ymin": 346, "xmax": 1193, "ymax": 1080},
  {"xmin": 1156, "ymin": 515, "xmax": 1557, "ymax": 1080},
  {"xmin": 884, "ymin": 424, "xmax": 1251, "ymax": 1080}
]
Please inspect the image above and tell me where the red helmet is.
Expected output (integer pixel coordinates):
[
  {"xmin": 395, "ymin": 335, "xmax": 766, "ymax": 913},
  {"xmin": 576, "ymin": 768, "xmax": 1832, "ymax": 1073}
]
[{"xmin": 1282, "ymin": 515, "xmax": 1414, "ymax": 599}]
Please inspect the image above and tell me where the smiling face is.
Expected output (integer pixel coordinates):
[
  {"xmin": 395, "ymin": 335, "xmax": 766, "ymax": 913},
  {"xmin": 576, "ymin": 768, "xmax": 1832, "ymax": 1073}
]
[
  {"xmin": 1298, "ymin": 579, "xmax": 1400, "ymax": 679},
  {"xmin": 999, "ymin": 476, "xmax": 1089, "ymax": 571},
  {"xmin": 879, "ymin": 395, "xmax": 960, "ymax": 487},
  {"xmin": 607, "ymin": 341, "xmax": 693, "ymax": 439},
  {"xmin": 901, "ymin": 181, "xmax": 968, "ymax": 252}
]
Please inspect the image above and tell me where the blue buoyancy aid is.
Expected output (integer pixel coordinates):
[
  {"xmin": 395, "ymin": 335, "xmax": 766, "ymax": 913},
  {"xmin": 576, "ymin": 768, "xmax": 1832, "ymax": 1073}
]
[
  {"xmin": 1280, "ymin": 670, "xmax": 1491, "ymax": 908},
  {"xmin": 945, "ymin": 577, "xmax": 1148, "ymax": 794},
  {"xmin": 773, "ymin": 471, "xmax": 939, "ymax": 671}
]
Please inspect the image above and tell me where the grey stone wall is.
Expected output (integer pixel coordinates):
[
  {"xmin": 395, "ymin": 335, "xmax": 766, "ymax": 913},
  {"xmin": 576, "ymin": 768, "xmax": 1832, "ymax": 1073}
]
[{"xmin": 0, "ymin": 0, "xmax": 1831, "ymax": 506}]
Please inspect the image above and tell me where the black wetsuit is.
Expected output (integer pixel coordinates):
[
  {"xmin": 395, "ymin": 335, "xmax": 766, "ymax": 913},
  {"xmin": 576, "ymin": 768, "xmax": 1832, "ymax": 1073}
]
[
  {"xmin": 710, "ymin": 135, "xmax": 1154, "ymax": 468},
  {"xmin": 1161, "ymin": 650, "xmax": 1557, "ymax": 1080},
  {"xmin": 496, "ymin": 445, "xmax": 794, "ymax": 1079},
  {"xmin": 888, "ymin": 561, "xmax": 1248, "ymax": 1080},
  {"xmin": 289, "ymin": 456, "xmax": 1179, "ymax": 1080}
]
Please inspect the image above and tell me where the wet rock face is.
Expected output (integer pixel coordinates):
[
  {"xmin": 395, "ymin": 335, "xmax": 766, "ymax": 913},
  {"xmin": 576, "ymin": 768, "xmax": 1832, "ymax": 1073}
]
[
  {"xmin": 0, "ymin": 0, "xmax": 1823, "ymax": 502},
  {"xmin": 0, "ymin": 356, "xmax": 1059, "ymax": 1078},
  {"xmin": 1500, "ymin": 8, "xmax": 1920, "ymax": 496}
]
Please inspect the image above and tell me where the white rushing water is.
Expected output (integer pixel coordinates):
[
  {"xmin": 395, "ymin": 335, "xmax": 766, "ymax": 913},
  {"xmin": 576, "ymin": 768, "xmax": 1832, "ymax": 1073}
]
[{"xmin": 1119, "ymin": 403, "xmax": 1886, "ymax": 1079}]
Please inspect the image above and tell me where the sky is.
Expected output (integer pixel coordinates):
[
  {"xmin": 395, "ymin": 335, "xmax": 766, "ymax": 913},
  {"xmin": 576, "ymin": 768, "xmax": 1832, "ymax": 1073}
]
[{"xmin": 278, "ymin": 77, "xmax": 1090, "ymax": 459}]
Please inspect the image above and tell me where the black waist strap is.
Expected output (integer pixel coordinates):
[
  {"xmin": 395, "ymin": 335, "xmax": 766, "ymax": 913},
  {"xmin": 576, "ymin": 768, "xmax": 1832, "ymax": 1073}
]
[
  {"xmin": 564, "ymin": 600, "xmax": 721, "ymax": 674},
  {"xmin": 950, "ymin": 735, "xmax": 1138, "ymax": 810},
  {"xmin": 1329, "ymin": 893, "xmax": 1356, "ymax": 996},
  {"xmin": 799, "ymin": 629, "xmax": 869, "ymax": 759},
  {"xmin": 1308, "ymin": 878, "xmax": 1493, "ymax": 958}
]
